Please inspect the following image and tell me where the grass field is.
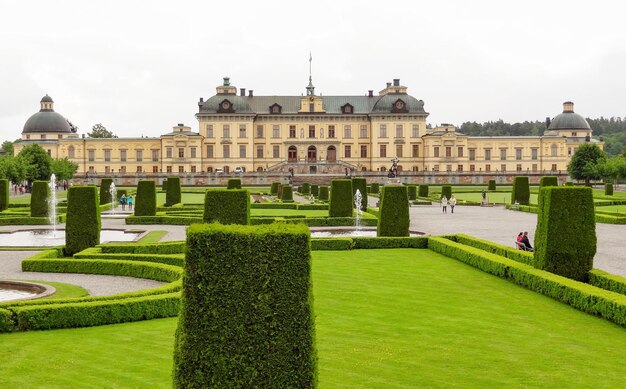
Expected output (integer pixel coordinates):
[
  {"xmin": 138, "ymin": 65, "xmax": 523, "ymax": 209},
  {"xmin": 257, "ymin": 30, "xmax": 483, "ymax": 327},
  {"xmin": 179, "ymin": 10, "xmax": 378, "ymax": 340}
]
[
  {"xmin": 2, "ymin": 249, "xmax": 626, "ymax": 387},
  {"xmin": 595, "ymin": 204, "xmax": 626, "ymax": 214}
]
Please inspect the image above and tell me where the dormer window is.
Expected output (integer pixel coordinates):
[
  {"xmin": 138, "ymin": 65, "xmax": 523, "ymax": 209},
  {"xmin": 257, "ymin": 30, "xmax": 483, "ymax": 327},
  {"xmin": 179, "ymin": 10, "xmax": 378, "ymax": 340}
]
[
  {"xmin": 341, "ymin": 103, "xmax": 354, "ymax": 114},
  {"xmin": 391, "ymin": 99, "xmax": 408, "ymax": 113},
  {"xmin": 269, "ymin": 103, "xmax": 282, "ymax": 114},
  {"xmin": 217, "ymin": 99, "xmax": 235, "ymax": 113}
]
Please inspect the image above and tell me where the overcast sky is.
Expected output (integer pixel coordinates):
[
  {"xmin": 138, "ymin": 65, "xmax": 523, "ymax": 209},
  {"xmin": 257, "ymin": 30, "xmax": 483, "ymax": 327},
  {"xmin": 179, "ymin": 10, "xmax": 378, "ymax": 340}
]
[{"xmin": 1, "ymin": 0, "xmax": 625, "ymax": 142}]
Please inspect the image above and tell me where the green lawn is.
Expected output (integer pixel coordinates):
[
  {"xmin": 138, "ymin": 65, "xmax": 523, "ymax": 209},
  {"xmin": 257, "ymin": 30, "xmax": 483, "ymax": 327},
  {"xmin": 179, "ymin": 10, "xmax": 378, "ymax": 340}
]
[
  {"xmin": 596, "ymin": 204, "xmax": 626, "ymax": 214},
  {"xmin": 9, "ymin": 191, "xmax": 69, "ymax": 205},
  {"xmin": 2, "ymin": 248, "xmax": 626, "ymax": 387}
]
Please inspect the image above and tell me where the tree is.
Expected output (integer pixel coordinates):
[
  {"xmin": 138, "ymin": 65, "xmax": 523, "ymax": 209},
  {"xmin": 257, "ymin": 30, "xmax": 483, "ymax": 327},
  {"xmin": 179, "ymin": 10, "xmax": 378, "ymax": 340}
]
[
  {"xmin": 0, "ymin": 155, "xmax": 26, "ymax": 184},
  {"xmin": 567, "ymin": 143, "xmax": 606, "ymax": 185},
  {"xmin": 1, "ymin": 140, "xmax": 14, "ymax": 155},
  {"xmin": 51, "ymin": 157, "xmax": 79, "ymax": 181},
  {"xmin": 17, "ymin": 144, "xmax": 52, "ymax": 183},
  {"xmin": 88, "ymin": 123, "xmax": 117, "ymax": 138}
]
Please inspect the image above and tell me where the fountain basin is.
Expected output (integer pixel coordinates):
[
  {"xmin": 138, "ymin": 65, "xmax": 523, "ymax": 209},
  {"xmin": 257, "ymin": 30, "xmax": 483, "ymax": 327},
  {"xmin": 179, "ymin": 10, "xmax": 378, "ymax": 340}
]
[
  {"xmin": 0, "ymin": 280, "xmax": 56, "ymax": 302},
  {"xmin": 0, "ymin": 229, "xmax": 141, "ymax": 247},
  {"xmin": 310, "ymin": 227, "xmax": 424, "ymax": 238}
]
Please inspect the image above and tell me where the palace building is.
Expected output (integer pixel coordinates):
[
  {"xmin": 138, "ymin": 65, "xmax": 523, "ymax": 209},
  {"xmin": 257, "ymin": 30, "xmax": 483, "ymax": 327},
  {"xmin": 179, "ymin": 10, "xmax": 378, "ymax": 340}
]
[{"xmin": 14, "ymin": 78, "xmax": 600, "ymax": 183}]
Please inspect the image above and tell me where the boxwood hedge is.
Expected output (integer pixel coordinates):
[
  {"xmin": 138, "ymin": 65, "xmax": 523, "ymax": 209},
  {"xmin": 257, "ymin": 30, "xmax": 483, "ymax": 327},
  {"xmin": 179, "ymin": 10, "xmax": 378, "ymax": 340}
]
[
  {"xmin": 488, "ymin": 180, "xmax": 496, "ymax": 191},
  {"xmin": 280, "ymin": 185, "xmax": 293, "ymax": 202},
  {"xmin": 173, "ymin": 223, "xmax": 316, "ymax": 388},
  {"xmin": 370, "ymin": 182, "xmax": 380, "ymax": 194},
  {"xmin": 135, "ymin": 180, "xmax": 156, "ymax": 216},
  {"xmin": 418, "ymin": 184, "xmax": 429, "ymax": 197},
  {"xmin": 65, "ymin": 186, "xmax": 101, "ymax": 256},
  {"xmin": 270, "ymin": 182, "xmax": 280, "ymax": 195},
  {"xmin": 30, "ymin": 181, "xmax": 50, "ymax": 217},
  {"xmin": 162, "ymin": 179, "xmax": 168, "ymax": 191},
  {"xmin": 351, "ymin": 178, "xmax": 367, "ymax": 211},
  {"xmin": 277, "ymin": 184, "xmax": 283, "ymax": 199},
  {"xmin": 329, "ymin": 179, "xmax": 352, "ymax": 217},
  {"xmin": 511, "ymin": 176, "xmax": 530, "ymax": 205},
  {"xmin": 407, "ymin": 185, "xmax": 417, "ymax": 200},
  {"xmin": 0, "ymin": 179, "xmax": 8, "ymax": 211},
  {"xmin": 540, "ymin": 176, "xmax": 558, "ymax": 187},
  {"xmin": 318, "ymin": 185, "xmax": 329, "ymax": 201},
  {"xmin": 165, "ymin": 177, "xmax": 181, "ymax": 206},
  {"xmin": 311, "ymin": 184, "xmax": 319, "ymax": 197},
  {"xmin": 605, "ymin": 183, "xmax": 614, "ymax": 196},
  {"xmin": 227, "ymin": 178, "xmax": 241, "ymax": 189},
  {"xmin": 99, "ymin": 178, "xmax": 113, "ymax": 205},
  {"xmin": 378, "ymin": 185, "xmax": 410, "ymax": 237},
  {"xmin": 204, "ymin": 189, "xmax": 250, "ymax": 225},
  {"xmin": 441, "ymin": 185, "xmax": 452, "ymax": 200},
  {"xmin": 300, "ymin": 182, "xmax": 310, "ymax": 194}
]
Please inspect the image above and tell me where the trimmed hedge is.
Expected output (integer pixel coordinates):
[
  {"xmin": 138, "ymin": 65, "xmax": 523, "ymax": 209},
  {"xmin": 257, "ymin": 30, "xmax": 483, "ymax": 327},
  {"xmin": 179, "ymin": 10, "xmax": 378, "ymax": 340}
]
[
  {"xmin": 311, "ymin": 184, "xmax": 319, "ymax": 197},
  {"xmin": 0, "ymin": 179, "xmax": 8, "ymax": 211},
  {"xmin": 126, "ymin": 215, "xmax": 202, "ymax": 225},
  {"xmin": 75, "ymin": 248, "xmax": 185, "ymax": 267},
  {"xmin": 99, "ymin": 178, "xmax": 113, "ymax": 205},
  {"xmin": 605, "ymin": 183, "xmax": 614, "ymax": 196},
  {"xmin": 277, "ymin": 184, "xmax": 283, "ymax": 199},
  {"xmin": 300, "ymin": 182, "xmax": 310, "ymax": 194},
  {"xmin": 329, "ymin": 179, "xmax": 353, "ymax": 217},
  {"xmin": 488, "ymin": 180, "xmax": 496, "ymax": 191},
  {"xmin": 30, "ymin": 181, "xmax": 50, "ymax": 217},
  {"xmin": 227, "ymin": 178, "xmax": 241, "ymax": 189},
  {"xmin": 378, "ymin": 185, "xmax": 410, "ymax": 237},
  {"xmin": 540, "ymin": 176, "xmax": 558, "ymax": 187},
  {"xmin": 418, "ymin": 184, "xmax": 429, "ymax": 197},
  {"xmin": 280, "ymin": 216, "xmax": 377, "ymax": 227},
  {"xmin": 65, "ymin": 186, "xmax": 101, "ymax": 256},
  {"xmin": 318, "ymin": 185, "xmax": 329, "ymax": 201},
  {"xmin": 370, "ymin": 183, "xmax": 380, "ymax": 195},
  {"xmin": 135, "ymin": 180, "xmax": 156, "ymax": 216},
  {"xmin": 280, "ymin": 185, "xmax": 293, "ymax": 202},
  {"xmin": 270, "ymin": 182, "xmax": 280, "ymax": 195},
  {"xmin": 100, "ymin": 241, "xmax": 185, "ymax": 254},
  {"xmin": 449, "ymin": 234, "xmax": 534, "ymax": 266},
  {"xmin": 251, "ymin": 202, "xmax": 297, "ymax": 209},
  {"xmin": 162, "ymin": 179, "xmax": 168, "ymax": 191},
  {"xmin": 204, "ymin": 189, "xmax": 250, "ymax": 225},
  {"xmin": 310, "ymin": 236, "xmax": 428, "ymax": 250},
  {"xmin": 173, "ymin": 223, "xmax": 316, "ymax": 388},
  {"xmin": 351, "ymin": 178, "xmax": 367, "ymax": 211},
  {"xmin": 511, "ymin": 176, "xmax": 530, "ymax": 205},
  {"xmin": 441, "ymin": 185, "xmax": 452, "ymax": 200},
  {"xmin": 534, "ymin": 187, "xmax": 596, "ymax": 281},
  {"xmin": 407, "ymin": 185, "xmax": 417, "ymax": 200},
  {"xmin": 165, "ymin": 177, "xmax": 181, "ymax": 206}
]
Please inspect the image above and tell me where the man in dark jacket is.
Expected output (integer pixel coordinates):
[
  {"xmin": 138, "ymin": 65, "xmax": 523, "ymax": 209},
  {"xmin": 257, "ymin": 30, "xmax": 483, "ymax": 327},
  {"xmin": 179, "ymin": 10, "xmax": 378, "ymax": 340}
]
[{"xmin": 521, "ymin": 231, "xmax": 533, "ymax": 251}]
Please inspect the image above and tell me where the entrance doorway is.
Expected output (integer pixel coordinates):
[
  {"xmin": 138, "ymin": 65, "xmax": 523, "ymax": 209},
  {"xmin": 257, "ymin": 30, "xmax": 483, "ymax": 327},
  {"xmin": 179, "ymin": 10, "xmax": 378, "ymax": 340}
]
[{"xmin": 307, "ymin": 146, "xmax": 317, "ymax": 162}]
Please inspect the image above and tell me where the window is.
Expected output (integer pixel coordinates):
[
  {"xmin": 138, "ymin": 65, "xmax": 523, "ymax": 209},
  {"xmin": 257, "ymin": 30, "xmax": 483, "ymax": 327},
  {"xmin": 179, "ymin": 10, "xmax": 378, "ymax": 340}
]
[
  {"xmin": 166, "ymin": 147, "xmax": 172, "ymax": 158},
  {"xmin": 433, "ymin": 165, "xmax": 439, "ymax": 172},
  {"xmin": 120, "ymin": 166, "xmax": 126, "ymax": 173},
  {"xmin": 395, "ymin": 124, "xmax": 403, "ymax": 138},
  {"xmin": 485, "ymin": 164, "xmax": 491, "ymax": 172},
  {"xmin": 256, "ymin": 145, "xmax": 264, "ymax": 159},
  {"xmin": 223, "ymin": 145, "xmax": 230, "ymax": 158},
  {"xmin": 271, "ymin": 105, "xmax": 281, "ymax": 114},
  {"xmin": 412, "ymin": 124, "xmax": 419, "ymax": 138},
  {"xmin": 380, "ymin": 144, "xmax": 387, "ymax": 158},
  {"xmin": 223, "ymin": 124, "xmax": 230, "ymax": 138},
  {"xmin": 359, "ymin": 125, "xmax": 367, "ymax": 138},
  {"xmin": 445, "ymin": 147, "xmax": 452, "ymax": 157},
  {"xmin": 457, "ymin": 165, "xmax": 464, "ymax": 172},
  {"xmin": 88, "ymin": 150, "xmax": 95, "ymax": 162},
  {"xmin": 105, "ymin": 166, "xmax": 110, "ymax": 173},
  {"xmin": 191, "ymin": 166, "xmax": 196, "ymax": 173},
  {"xmin": 532, "ymin": 164, "xmax": 538, "ymax": 172},
  {"xmin": 272, "ymin": 145, "xmax": 280, "ymax": 158},
  {"xmin": 207, "ymin": 145, "xmax": 214, "ymax": 158},
  {"xmin": 190, "ymin": 148, "xmax": 196, "ymax": 158},
  {"xmin": 360, "ymin": 145, "xmax": 367, "ymax": 158},
  {"xmin": 446, "ymin": 165, "xmax": 452, "ymax": 172},
  {"xmin": 239, "ymin": 125, "xmax": 247, "ymax": 138},
  {"xmin": 308, "ymin": 125, "xmax": 315, "ymax": 138},
  {"xmin": 344, "ymin": 125, "xmax": 352, "ymax": 138},
  {"xmin": 470, "ymin": 164, "xmax": 475, "ymax": 172},
  {"xmin": 137, "ymin": 166, "xmax": 143, "ymax": 173},
  {"xmin": 500, "ymin": 148, "xmax": 507, "ymax": 160},
  {"xmin": 517, "ymin": 164, "xmax": 522, "ymax": 172},
  {"xmin": 343, "ymin": 104, "xmax": 352, "ymax": 114},
  {"xmin": 516, "ymin": 148, "xmax": 523, "ymax": 160},
  {"xmin": 469, "ymin": 149, "xmax": 476, "ymax": 161},
  {"xmin": 166, "ymin": 166, "xmax": 172, "ymax": 173},
  {"xmin": 152, "ymin": 166, "xmax": 158, "ymax": 173},
  {"xmin": 152, "ymin": 150, "xmax": 159, "ymax": 161},
  {"xmin": 551, "ymin": 164, "xmax": 557, "ymax": 171},
  {"xmin": 178, "ymin": 148, "xmax": 184, "ymax": 158},
  {"xmin": 572, "ymin": 132, "xmax": 577, "ymax": 137},
  {"xmin": 485, "ymin": 149, "xmax": 491, "ymax": 161},
  {"xmin": 568, "ymin": 147, "xmax": 572, "ymax": 156},
  {"xmin": 68, "ymin": 146, "xmax": 75, "ymax": 159},
  {"xmin": 136, "ymin": 150, "xmax": 143, "ymax": 162},
  {"xmin": 412, "ymin": 144, "xmax": 419, "ymax": 157},
  {"xmin": 501, "ymin": 164, "xmax": 506, "ymax": 172},
  {"xmin": 272, "ymin": 125, "xmax": 280, "ymax": 138},
  {"xmin": 256, "ymin": 125, "xmax": 263, "ymax": 138},
  {"xmin": 41, "ymin": 134, "xmax": 46, "ymax": 139},
  {"xmin": 104, "ymin": 150, "xmax": 111, "ymax": 162},
  {"xmin": 309, "ymin": 103, "xmax": 314, "ymax": 112},
  {"xmin": 531, "ymin": 148, "xmax": 538, "ymax": 160},
  {"xmin": 239, "ymin": 145, "xmax": 246, "ymax": 158},
  {"xmin": 206, "ymin": 124, "xmax": 214, "ymax": 138},
  {"xmin": 380, "ymin": 124, "xmax": 387, "ymax": 138},
  {"xmin": 396, "ymin": 145, "xmax": 403, "ymax": 158},
  {"xmin": 551, "ymin": 144, "xmax": 558, "ymax": 157},
  {"xmin": 434, "ymin": 147, "xmax": 440, "ymax": 158},
  {"xmin": 178, "ymin": 166, "xmax": 184, "ymax": 173},
  {"xmin": 328, "ymin": 125, "xmax": 336, "ymax": 138},
  {"xmin": 457, "ymin": 147, "xmax": 463, "ymax": 157},
  {"xmin": 289, "ymin": 125, "xmax": 296, "ymax": 138},
  {"xmin": 344, "ymin": 145, "xmax": 351, "ymax": 158}
]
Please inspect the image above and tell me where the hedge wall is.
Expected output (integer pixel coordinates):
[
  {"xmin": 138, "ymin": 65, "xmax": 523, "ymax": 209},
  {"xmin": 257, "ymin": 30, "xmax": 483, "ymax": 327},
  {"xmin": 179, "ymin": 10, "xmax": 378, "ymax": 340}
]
[
  {"xmin": 227, "ymin": 178, "xmax": 241, "ymax": 189},
  {"xmin": 204, "ymin": 189, "xmax": 250, "ymax": 225},
  {"xmin": 30, "ymin": 181, "xmax": 50, "ymax": 217},
  {"xmin": 488, "ymin": 180, "xmax": 496, "ymax": 191},
  {"xmin": 418, "ymin": 184, "xmax": 429, "ymax": 197},
  {"xmin": 370, "ymin": 183, "xmax": 380, "ymax": 195},
  {"xmin": 378, "ymin": 185, "xmax": 410, "ymax": 237},
  {"xmin": 319, "ymin": 186, "xmax": 329, "ymax": 201},
  {"xmin": 277, "ymin": 184, "xmax": 283, "ymax": 199},
  {"xmin": 270, "ymin": 182, "xmax": 280, "ymax": 195},
  {"xmin": 310, "ymin": 184, "xmax": 319, "ymax": 197},
  {"xmin": 441, "ymin": 185, "xmax": 452, "ymax": 200},
  {"xmin": 162, "ymin": 179, "xmax": 168, "ymax": 191},
  {"xmin": 65, "ymin": 186, "xmax": 101, "ymax": 256},
  {"xmin": 99, "ymin": 178, "xmax": 113, "ymax": 205},
  {"xmin": 135, "ymin": 180, "xmax": 156, "ymax": 216},
  {"xmin": 407, "ymin": 185, "xmax": 417, "ymax": 201},
  {"xmin": 534, "ymin": 187, "xmax": 596, "ymax": 281},
  {"xmin": 300, "ymin": 182, "xmax": 310, "ymax": 195},
  {"xmin": 351, "ymin": 178, "xmax": 367, "ymax": 211},
  {"xmin": 165, "ymin": 177, "xmax": 181, "ymax": 206},
  {"xmin": 173, "ymin": 223, "xmax": 316, "ymax": 388},
  {"xmin": 280, "ymin": 185, "xmax": 293, "ymax": 202},
  {"xmin": 329, "ymin": 179, "xmax": 352, "ymax": 217},
  {"xmin": 310, "ymin": 236, "xmax": 428, "ymax": 250},
  {"xmin": 540, "ymin": 176, "xmax": 558, "ymax": 187},
  {"xmin": 0, "ymin": 179, "xmax": 8, "ymax": 212},
  {"xmin": 511, "ymin": 176, "xmax": 530, "ymax": 205},
  {"xmin": 605, "ymin": 183, "xmax": 614, "ymax": 196}
]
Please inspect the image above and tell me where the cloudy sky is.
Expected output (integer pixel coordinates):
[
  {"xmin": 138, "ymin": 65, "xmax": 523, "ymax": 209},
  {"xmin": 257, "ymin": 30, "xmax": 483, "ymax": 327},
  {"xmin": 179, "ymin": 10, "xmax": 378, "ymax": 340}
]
[{"xmin": 1, "ymin": 0, "xmax": 624, "ymax": 142}]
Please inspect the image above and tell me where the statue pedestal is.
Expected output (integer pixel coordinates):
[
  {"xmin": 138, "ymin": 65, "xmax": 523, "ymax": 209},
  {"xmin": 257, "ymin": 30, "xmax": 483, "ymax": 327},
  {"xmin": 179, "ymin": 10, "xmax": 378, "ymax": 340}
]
[{"xmin": 386, "ymin": 178, "xmax": 401, "ymax": 185}]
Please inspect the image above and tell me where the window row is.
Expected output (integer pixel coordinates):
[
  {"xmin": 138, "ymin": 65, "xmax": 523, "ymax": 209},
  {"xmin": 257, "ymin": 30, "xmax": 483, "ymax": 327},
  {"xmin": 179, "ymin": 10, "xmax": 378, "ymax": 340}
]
[
  {"xmin": 204, "ymin": 124, "xmax": 420, "ymax": 139},
  {"xmin": 428, "ymin": 163, "xmax": 560, "ymax": 173}
]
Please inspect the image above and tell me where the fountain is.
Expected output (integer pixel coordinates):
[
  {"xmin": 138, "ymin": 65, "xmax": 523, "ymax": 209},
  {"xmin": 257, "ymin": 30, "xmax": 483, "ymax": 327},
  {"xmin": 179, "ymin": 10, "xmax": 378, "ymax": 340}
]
[
  {"xmin": 0, "ymin": 281, "xmax": 56, "ymax": 302},
  {"xmin": 354, "ymin": 189, "xmax": 363, "ymax": 230},
  {"xmin": 109, "ymin": 182, "xmax": 117, "ymax": 215},
  {"xmin": 48, "ymin": 173, "xmax": 57, "ymax": 236}
]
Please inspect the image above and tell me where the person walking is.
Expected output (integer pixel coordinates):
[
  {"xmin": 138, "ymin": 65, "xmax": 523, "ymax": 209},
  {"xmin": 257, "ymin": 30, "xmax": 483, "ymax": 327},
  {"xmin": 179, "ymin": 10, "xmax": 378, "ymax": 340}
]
[
  {"xmin": 120, "ymin": 194, "xmax": 126, "ymax": 210},
  {"xmin": 441, "ymin": 195, "xmax": 448, "ymax": 213},
  {"xmin": 449, "ymin": 195, "xmax": 457, "ymax": 214},
  {"xmin": 128, "ymin": 195, "xmax": 133, "ymax": 210}
]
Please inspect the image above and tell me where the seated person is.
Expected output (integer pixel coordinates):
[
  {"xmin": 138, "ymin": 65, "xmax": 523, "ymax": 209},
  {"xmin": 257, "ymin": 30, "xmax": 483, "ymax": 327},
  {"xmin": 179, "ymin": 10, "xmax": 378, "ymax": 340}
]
[
  {"xmin": 516, "ymin": 232, "xmax": 523, "ymax": 249},
  {"xmin": 521, "ymin": 231, "xmax": 533, "ymax": 251}
]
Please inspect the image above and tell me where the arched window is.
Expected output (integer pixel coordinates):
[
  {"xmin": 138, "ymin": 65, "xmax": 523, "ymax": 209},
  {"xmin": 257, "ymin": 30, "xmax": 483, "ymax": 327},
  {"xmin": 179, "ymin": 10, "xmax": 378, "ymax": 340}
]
[
  {"xmin": 257, "ymin": 167, "xmax": 264, "ymax": 172},
  {"xmin": 287, "ymin": 146, "xmax": 298, "ymax": 162},
  {"xmin": 307, "ymin": 146, "xmax": 317, "ymax": 162},
  {"xmin": 327, "ymin": 146, "xmax": 336, "ymax": 162}
]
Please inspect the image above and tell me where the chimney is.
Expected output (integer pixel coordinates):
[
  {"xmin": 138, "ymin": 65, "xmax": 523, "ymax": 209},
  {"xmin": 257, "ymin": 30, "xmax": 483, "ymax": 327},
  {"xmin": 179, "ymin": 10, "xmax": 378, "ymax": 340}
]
[
  {"xmin": 248, "ymin": 90, "xmax": 254, "ymax": 97},
  {"xmin": 393, "ymin": 79, "xmax": 400, "ymax": 87},
  {"xmin": 223, "ymin": 77, "xmax": 230, "ymax": 86},
  {"xmin": 199, "ymin": 97, "xmax": 204, "ymax": 103},
  {"xmin": 368, "ymin": 90, "xmax": 374, "ymax": 97},
  {"xmin": 386, "ymin": 82, "xmax": 392, "ymax": 88},
  {"xmin": 240, "ymin": 88, "xmax": 246, "ymax": 97},
  {"xmin": 563, "ymin": 101, "xmax": 574, "ymax": 113}
]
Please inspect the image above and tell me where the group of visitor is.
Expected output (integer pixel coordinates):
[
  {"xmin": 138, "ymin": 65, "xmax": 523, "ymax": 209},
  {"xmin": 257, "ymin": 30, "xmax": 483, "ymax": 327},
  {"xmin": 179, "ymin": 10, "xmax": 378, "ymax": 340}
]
[
  {"xmin": 516, "ymin": 232, "xmax": 533, "ymax": 251},
  {"xmin": 119, "ymin": 194, "xmax": 133, "ymax": 210},
  {"xmin": 441, "ymin": 195, "xmax": 457, "ymax": 214}
]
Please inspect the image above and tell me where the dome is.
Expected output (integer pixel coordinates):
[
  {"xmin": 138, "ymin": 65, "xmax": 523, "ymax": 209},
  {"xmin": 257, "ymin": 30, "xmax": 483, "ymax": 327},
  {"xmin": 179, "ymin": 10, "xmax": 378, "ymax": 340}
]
[
  {"xmin": 548, "ymin": 101, "xmax": 590, "ymax": 130},
  {"xmin": 40, "ymin": 94, "xmax": 53, "ymax": 103},
  {"xmin": 22, "ymin": 95, "xmax": 72, "ymax": 134}
]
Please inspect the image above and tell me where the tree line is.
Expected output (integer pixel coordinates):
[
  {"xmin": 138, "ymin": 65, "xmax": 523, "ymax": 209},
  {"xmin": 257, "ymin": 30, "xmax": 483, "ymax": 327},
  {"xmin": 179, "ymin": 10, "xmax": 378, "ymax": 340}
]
[{"xmin": 0, "ymin": 144, "xmax": 78, "ymax": 186}]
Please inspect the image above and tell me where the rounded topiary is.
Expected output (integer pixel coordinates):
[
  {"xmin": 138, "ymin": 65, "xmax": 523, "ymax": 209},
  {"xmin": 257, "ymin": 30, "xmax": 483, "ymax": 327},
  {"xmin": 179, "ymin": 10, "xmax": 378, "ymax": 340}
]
[
  {"xmin": 351, "ymin": 178, "xmax": 367, "ymax": 211},
  {"xmin": 407, "ymin": 185, "xmax": 417, "ymax": 201},
  {"xmin": 377, "ymin": 185, "xmax": 410, "ymax": 237},
  {"xmin": 227, "ymin": 178, "xmax": 242, "ymax": 189},
  {"xmin": 99, "ymin": 178, "xmax": 113, "ymax": 205},
  {"xmin": 135, "ymin": 180, "xmax": 156, "ymax": 216},
  {"xmin": 488, "ymin": 180, "xmax": 496, "ymax": 191},
  {"xmin": 511, "ymin": 176, "xmax": 530, "ymax": 205},
  {"xmin": 65, "ymin": 186, "xmax": 101, "ymax": 256},
  {"xmin": 166, "ymin": 177, "xmax": 181, "ymax": 206},
  {"xmin": 300, "ymin": 183, "xmax": 310, "ymax": 195},
  {"xmin": 605, "ymin": 182, "xmax": 614, "ymax": 196},
  {"xmin": 418, "ymin": 184, "xmax": 429, "ymax": 198},
  {"xmin": 318, "ymin": 186, "xmax": 329, "ymax": 201},
  {"xmin": 310, "ymin": 184, "xmax": 319, "ymax": 197},
  {"xmin": 441, "ymin": 185, "xmax": 452, "ymax": 200},
  {"xmin": 281, "ymin": 185, "xmax": 293, "ymax": 202},
  {"xmin": 534, "ymin": 187, "xmax": 596, "ymax": 281},
  {"xmin": 370, "ymin": 183, "xmax": 380, "ymax": 195},
  {"xmin": 329, "ymin": 179, "xmax": 353, "ymax": 217},
  {"xmin": 162, "ymin": 179, "xmax": 168, "ymax": 191},
  {"xmin": 0, "ymin": 179, "xmax": 9, "ymax": 211},
  {"xmin": 30, "ymin": 180, "xmax": 50, "ymax": 217},
  {"xmin": 204, "ymin": 189, "xmax": 250, "ymax": 224},
  {"xmin": 270, "ymin": 182, "xmax": 280, "ymax": 195},
  {"xmin": 540, "ymin": 176, "xmax": 558, "ymax": 187}
]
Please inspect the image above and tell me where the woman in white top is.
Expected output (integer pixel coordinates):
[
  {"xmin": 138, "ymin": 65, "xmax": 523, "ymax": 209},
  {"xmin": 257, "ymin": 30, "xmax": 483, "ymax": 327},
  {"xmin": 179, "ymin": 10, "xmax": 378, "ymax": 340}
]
[
  {"xmin": 449, "ymin": 195, "xmax": 457, "ymax": 213},
  {"xmin": 441, "ymin": 196, "xmax": 448, "ymax": 213}
]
